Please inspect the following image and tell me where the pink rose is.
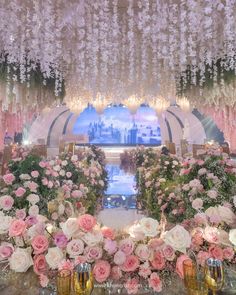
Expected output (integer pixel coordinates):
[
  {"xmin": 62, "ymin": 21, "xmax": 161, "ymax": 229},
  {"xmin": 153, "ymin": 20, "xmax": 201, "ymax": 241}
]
[
  {"xmin": 197, "ymin": 251, "xmax": 210, "ymax": 267},
  {"xmin": 151, "ymin": 251, "xmax": 165, "ymax": 270},
  {"xmin": 78, "ymin": 214, "xmax": 96, "ymax": 232},
  {"xmin": 47, "ymin": 181, "xmax": 54, "ymax": 189},
  {"xmin": 66, "ymin": 239, "xmax": 84, "ymax": 258},
  {"xmin": 135, "ymin": 244, "xmax": 150, "ymax": 261},
  {"xmin": 209, "ymin": 245, "xmax": 223, "ymax": 261},
  {"xmin": 42, "ymin": 178, "xmax": 48, "ymax": 186},
  {"xmin": 121, "ymin": 255, "xmax": 140, "ymax": 272},
  {"xmin": 33, "ymin": 255, "xmax": 47, "ymax": 275},
  {"xmin": 9, "ymin": 220, "xmax": 26, "ymax": 237},
  {"xmin": 101, "ymin": 227, "xmax": 115, "ymax": 240},
  {"xmin": 39, "ymin": 161, "xmax": 47, "ymax": 168},
  {"xmin": 93, "ymin": 260, "xmax": 111, "ymax": 283},
  {"xmin": 176, "ymin": 254, "xmax": 189, "ymax": 278},
  {"xmin": 31, "ymin": 171, "xmax": 39, "ymax": 178},
  {"xmin": 119, "ymin": 238, "xmax": 134, "ymax": 255},
  {"xmin": 148, "ymin": 272, "xmax": 162, "ymax": 292},
  {"xmin": 3, "ymin": 173, "xmax": 15, "ymax": 185},
  {"xmin": 0, "ymin": 195, "xmax": 14, "ymax": 210},
  {"xmin": 32, "ymin": 235, "xmax": 49, "ymax": 254},
  {"xmin": 0, "ymin": 242, "xmax": 14, "ymax": 260},
  {"xmin": 15, "ymin": 187, "xmax": 26, "ymax": 197},
  {"xmin": 15, "ymin": 209, "xmax": 26, "ymax": 220},
  {"xmin": 124, "ymin": 278, "xmax": 139, "ymax": 294},
  {"xmin": 66, "ymin": 172, "xmax": 72, "ymax": 178},
  {"xmin": 85, "ymin": 246, "xmax": 102, "ymax": 262},
  {"xmin": 148, "ymin": 238, "xmax": 164, "ymax": 250},
  {"xmin": 111, "ymin": 266, "xmax": 122, "ymax": 281},
  {"xmin": 192, "ymin": 198, "xmax": 203, "ymax": 210},
  {"xmin": 162, "ymin": 244, "xmax": 175, "ymax": 261},
  {"xmin": 223, "ymin": 247, "xmax": 234, "ymax": 261},
  {"xmin": 71, "ymin": 190, "xmax": 83, "ymax": 198},
  {"xmin": 138, "ymin": 262, "xmax": 152, "ymax": 278},
  {"xmin": 39, "ymin": 274, "xmax": 49, "ymax": 288},
  {"xmin": 114, "ymin": 250, "xmax": 126, "ymax": 265},
  {"xmin": 104, "ymin": 239, "xmax": 117, "ymax": 255},
  {"xmin": 28, "ymin": 181, "xmax": 38, "ymax": 192}
]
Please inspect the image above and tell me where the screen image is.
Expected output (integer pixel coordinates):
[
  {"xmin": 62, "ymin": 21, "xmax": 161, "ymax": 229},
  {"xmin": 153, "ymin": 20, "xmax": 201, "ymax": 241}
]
[{"xmin": 73, "ymin": 105, "xmax": 161, "ymax": 145}]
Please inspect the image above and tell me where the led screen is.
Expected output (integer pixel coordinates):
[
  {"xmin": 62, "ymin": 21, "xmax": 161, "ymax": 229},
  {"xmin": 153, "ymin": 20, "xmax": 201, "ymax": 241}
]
[{"xmin": 73, "ymin": 105, "xmax": 161, "ymax": 145}]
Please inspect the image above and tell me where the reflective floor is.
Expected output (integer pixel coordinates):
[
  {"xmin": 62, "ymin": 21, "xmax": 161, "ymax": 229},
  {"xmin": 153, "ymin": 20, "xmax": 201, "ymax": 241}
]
[{"xmin": 103, "ymin": 164, "xmax": 137, "ymax": 209}]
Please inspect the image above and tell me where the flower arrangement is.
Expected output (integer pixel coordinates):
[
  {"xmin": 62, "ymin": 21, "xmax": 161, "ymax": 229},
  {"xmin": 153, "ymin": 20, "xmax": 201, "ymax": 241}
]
[
  {"xmin": 135, "ymin": 147, "xmax": 236, "ymax": 223},
  {"xmin": 0, "ymin": 146, "xmax": 108, "ymax": 218},
  {"xmin": 0, "ymin": 212, "xmax": 235, "ymax": 294}
]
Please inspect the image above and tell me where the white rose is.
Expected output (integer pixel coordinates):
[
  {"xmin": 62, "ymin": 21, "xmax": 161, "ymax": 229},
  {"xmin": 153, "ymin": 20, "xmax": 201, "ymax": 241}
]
[
  {"xmin": 82, "ymin": 231, "xmax": 103, "ymax": 246},
  {"xmin": 27, "ymin": 194, "xmax": 40, "ymax": 205},
  {"xmin": 128, "ymin": 224, "xmax": 145, "ymax": 241},
  {"xmin": 66, "ymin": 239, "xmax": 84, "ymax": 258},
  {"xmin": 233, "ymin": 196, "xmax": 236, "ymax": 208},
  {"xmin": 173, "ymin": 160, "xmax": 178, "ymax": 166},
  {"xmin": 60, "ymin": 218, "xmax": 80, "ymax": 239},
  {"xmin": 19, "ymin": 174, "xmax": 31, "ymax": 180},
  {"xmin": 164, "ymin": 225, "xmax": 191, "ymax": 253},
  {"xmin": 59, "ymin": 169, "xmax": 65, "ymax": 177},
  {"xmin": 45, "ymin": 247, "xmax": 64, "ymax": 269},
  {"xmin": 229, "ymin": 229, "xmax": 236, "ymax": 246},
  {"xmin": 139, "ymin": 217, "xmax": 159, "ymax": 237},
  {"xmin": 53, "ymin": 165, "xmax": 61, "ymax": 172},
  {"xmin": 9, "ymin": 248, "xmax": 33, "ymax": 272},
  {"xmin": 218, "ymin": 206, "xmax": 236, "ymax": 225},
  {"xmin": 0, "ymin": 215, "xmax": 12, "ymax": 234},
  {"xmin": 61, "ymin": 160, "xmax": 68, "ymax": 166},
  {"xmin": 49, "ymin": 160, "xmax": 55, "ymax": 166},
  {"xmin": 29, "ymin": 205, "xmax": 39, "ymax": 216}
]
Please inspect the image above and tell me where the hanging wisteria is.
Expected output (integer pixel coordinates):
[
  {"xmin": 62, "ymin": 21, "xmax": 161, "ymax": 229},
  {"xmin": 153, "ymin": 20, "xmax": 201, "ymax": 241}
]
[{"xmin": 0, "ymin": 0, "xmax": 235, "ymax": 111}]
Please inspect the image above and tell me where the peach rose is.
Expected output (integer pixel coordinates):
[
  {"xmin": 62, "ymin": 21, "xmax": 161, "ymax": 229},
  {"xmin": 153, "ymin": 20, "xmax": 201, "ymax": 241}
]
[
  {"xmin": 32, "ymin": 235, "xmax": 49, "ymax": 254},
  {"xmin": 148, "ymin": 272, "xmax": 162, "ymax": 292},
  {"xmin": 93, "ymin": 260, "xmax": 111, "ymax": 283},
  {"xmin": 101, "ymin": 227, "xmax": 115, "ymax": 240},
  {"xmin": 78, "ymin": 214, "xmax": 96, "ymax": 232},
  {"xmin": 176, "ymin": 254, "xmax": 189, "ymax": 279},
  {"xmin": 9, "ymin": 220, "xmax": 26, "ymax": 237},
  {"xmin": 120, "ymin": 255, "xmax": 140, "ymax": 272},
  {"xmin": 151, "ymin": 250, "xmax": 165, "ymax": 270},
  {"xmin": 33, "ymin": 255, "xmax": 47, "ymax": 275}
]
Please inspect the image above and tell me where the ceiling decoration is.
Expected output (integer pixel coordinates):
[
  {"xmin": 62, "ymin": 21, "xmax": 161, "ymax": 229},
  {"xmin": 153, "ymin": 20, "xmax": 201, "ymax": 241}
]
[{"xmin": 0, "ymin": 0, "xmax": 235, "ymax": 111}]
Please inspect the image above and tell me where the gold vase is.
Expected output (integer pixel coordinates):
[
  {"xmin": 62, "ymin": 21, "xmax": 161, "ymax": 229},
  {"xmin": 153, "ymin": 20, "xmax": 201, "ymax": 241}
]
[{"xmin": 73, "ymin": 263, "xmax": 94, "ymax": 295}]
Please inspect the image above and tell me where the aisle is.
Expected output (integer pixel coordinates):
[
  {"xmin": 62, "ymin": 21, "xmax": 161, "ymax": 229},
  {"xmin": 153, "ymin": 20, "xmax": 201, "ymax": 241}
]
[{"xmin": 97, "ymin": 147, "xmax": 144, "ymax": 229}]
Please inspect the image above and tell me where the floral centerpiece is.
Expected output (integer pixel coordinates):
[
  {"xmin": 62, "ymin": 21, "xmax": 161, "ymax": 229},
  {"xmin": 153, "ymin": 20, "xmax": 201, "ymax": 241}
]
[{"xmin": 0, "ymin": 211, "xmax": 235, "ymax": 294}]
